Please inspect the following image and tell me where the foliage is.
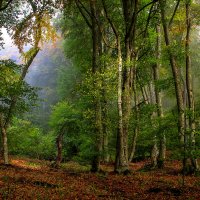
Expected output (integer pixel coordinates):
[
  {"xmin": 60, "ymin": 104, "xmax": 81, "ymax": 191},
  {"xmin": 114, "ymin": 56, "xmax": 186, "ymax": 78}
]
[
  {"xmin": 0, "ymin": 59, "xmax": 37, "ymax": 115},
  {"xmin": 49, "ymin": 101, "xmax": 82, "ymax": 160},
  {"xmin": 7, "ymin": 118, "xmax": 56, "ymax": 160}
]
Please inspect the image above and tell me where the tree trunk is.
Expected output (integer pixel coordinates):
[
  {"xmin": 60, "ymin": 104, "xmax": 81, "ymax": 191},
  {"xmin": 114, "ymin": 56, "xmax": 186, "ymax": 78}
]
[
  {"xmin": 115, "ymin": 38, "xmax": 129, "ymax": 173},
  {"xmin": 129, "ymin": 58, "xmax": 139, "ymax": 162},
  {"xmin": 129, "ymin": 105, "xmax": 139, "ymax": 162},
  {"xmin": 102, "ymin": 0, "xmax": 130, "ymax": 173},
  {"xmin": 101, "ymin": 33, "xmax": 109, "ymax": 163},
  {"xmin": 90, "ymin": 0, "xmax": 103, "ymax": 172},
  {"xmin": 0, "ymin": 0, "xmax": 2, "ymax": 8},
  {"xmin": 102, "ymin": 97, "xmax": 109, "ymax": 163},
  {"xmin": 116, "ymin": 0, "xmax": 139, "ymax": 173},
  {"xmin": 55, "ymin": 132, "xmax": 64, "ymax": 168},
  {"xmin": 0, "ymin": 113, "xmax": 9, "ymax": 165},
  {"xmin": 153, "ymin": 22, "xmax": 166, "ymax": 168},
  {"xmin": 159, "ymin": 0, "xmax": 185, "ymax": 144},
  {"xmin": 159, "ymin": 0, "xmax": 188, "ymax": 174},
  {"xmin": 151, "ymin": 136, "xmax": 159, "ymax": 168},
  {"xmin": 185, "ymin": 0, "xmax": 199, "ymax": 171},
  {"xmin": 101, "ymin": 71, "xmax": 109, "ymax": 163},
  {"xmin": 1, "ymin": 126, "xmax": 9, "ymax": 165}
]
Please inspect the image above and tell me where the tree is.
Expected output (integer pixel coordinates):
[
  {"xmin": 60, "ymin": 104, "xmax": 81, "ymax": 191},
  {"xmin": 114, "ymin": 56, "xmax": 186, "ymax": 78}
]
[
  {"xmin": 49, "ymin": 101, "xmax": 80, "ymax": 167},
  {"xmin": 159, "ymin": 0, "xmax": 185, "ymax": 153},
  {"xmin": 0, "ymin": 60, "xmax": 37, "ymax": 164},
  {"xmin": 0, "ymin": 0, "xmax": 57, "ymax": 164},
  {"xmin": 185, "ymin": 0, "xmax": 199, "ymax": 172}
]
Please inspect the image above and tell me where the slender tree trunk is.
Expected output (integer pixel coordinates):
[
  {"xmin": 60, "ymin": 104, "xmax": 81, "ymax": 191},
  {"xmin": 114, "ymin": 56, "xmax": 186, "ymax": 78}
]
[
  {"xmin": 76, "ymin": 0, "xmax": 104, "ymax": 172},
  {"xmin": 149, "ymin": 80, "xmax": 155, "ymax": 105},
  {"xmin": 159, "ymin": 0, "xmax": 188, "ymax": 174},
  {"xmin": 100, "ymin": 32, "xmax": 109, "ymax": 163},
  {"xmin": 0, "ymin": 114, "xmax": 9, "ymax": 165},
  {"xmin": 151, "ymin": 135, "xmax": 159, "ymax": 168},
  {"xmin": 1, "ymin": 127, "xmax": 9, "ymax": 165},
  {"xmin": 153, "ymin": 22, "xmax": 166, "ymax": 168},
  {"xmin": 55, "ymin": 132, "xmax": 64, "ymax": 168},
  {"xmin": 129, "ymin": 53, "xmax": 139, "ymax": 162},
  {"xmin": 102, "ymin": 0, "xmax": 139, "ymax": 173},
  {"xmin": 90, "ymin": 0, "xmax": 103, "ymax": 172},
  {"xmin": 115, "ymin": 38, "xmax": 129, "ymax": 173},
  {"xmin": 185, "ymin": 0, "xmax": 199, "ymax": 171},
  {"xmin": 159, "ymin": 0, "xmax": 185, "ymax": 143},
  {"xmin": 154, "ymin": 24, "xmax": 163, "ymax": 117},
  {"xmin": 102, "ymin": 94, "xmax": 109, "ymax": 163},
  {"xmin": 129, "ymin": 70, "xmax": 139, "ymax": 162},
  {"xmin": 102, "ymin": 0, "xmax": 129, "ymax": 173}
]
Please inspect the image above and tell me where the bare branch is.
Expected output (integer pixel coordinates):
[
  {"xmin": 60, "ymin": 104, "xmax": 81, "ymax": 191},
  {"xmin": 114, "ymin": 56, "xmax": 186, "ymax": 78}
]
[
  {"xmin": 101, "ymin": 30, "xmax": 116, "ymax": 49},
  {"xmin": 101, "ymin": 0, "xmax": 118, "ymax": 39},
  {"xmin": 143, "ymin": 3, "xmax": 155, "ymax": 37},
  {"xmin": 75, "ymin": 0, "xmax": 92, "ymax": 29},
  {"xmin": 77, "ymin": 0, "xmax": 92, "ymax": 18},
  {"xmin": 136, "ymin": 0, "xmax": 158, "ymax": 15}
]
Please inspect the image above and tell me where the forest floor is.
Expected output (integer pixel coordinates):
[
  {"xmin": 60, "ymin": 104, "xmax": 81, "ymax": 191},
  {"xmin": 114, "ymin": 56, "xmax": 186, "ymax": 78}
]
[{"xmin": 0, "ymin": 157, "xmax": 200, "ymax": 200}]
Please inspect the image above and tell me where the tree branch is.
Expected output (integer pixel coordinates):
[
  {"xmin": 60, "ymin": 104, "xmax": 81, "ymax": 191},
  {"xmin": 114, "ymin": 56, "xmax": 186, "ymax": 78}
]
[
  {"xmin": 27, "ymin": 0, "xmax": 37, "ymax": 13},
  {"xmin": 136, "ymin": 0, "xmax": 158, "ymax": 15},
  {"xmin": 4, "ymin": 47, "xmax": 40, "ymax": 128},
  {"xmin": 101, "ymin": 0, "xmax": 118, "ymax": 39},
  {"xmin": 75, "ymin": 0, "xmax": 92, "ymax": 29},
  {"xmin": 77, "ymin": 0, "xmax": 92, "ymax": 18},
  {"xmin": 101, "ymin": 30, "xmax": 116, "ymax": 49},
  {"xmin": 126, "ymin": 0, "xmax": 138, "ymax": 41},
  {"xmin": 169, "ymin": 0, "xmax": 181, "ymax": 28},
  {"xmin": 143, "ymin": 3, "xmax": 155, "ymax": 37}
]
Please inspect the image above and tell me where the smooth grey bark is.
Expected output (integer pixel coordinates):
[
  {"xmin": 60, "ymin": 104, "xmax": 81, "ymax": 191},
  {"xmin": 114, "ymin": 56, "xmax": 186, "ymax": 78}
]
[
  {"xmin": 129, "ymin": 66, "xmax": 139, "ymax": 162},
  {"xmin": 185, "ymin": 0, "xmax": 199, "ymax": 171},
  {"xmin": 115, "ymin": 38, "xmax": 129, "ymax": 173},
  {"xmin": 151, "ymin": 136, "xmax": 159, "ymax": 168},
  {"xmin": 153, "ymin": 22, "xmax": 166, "ymax": 168}
]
